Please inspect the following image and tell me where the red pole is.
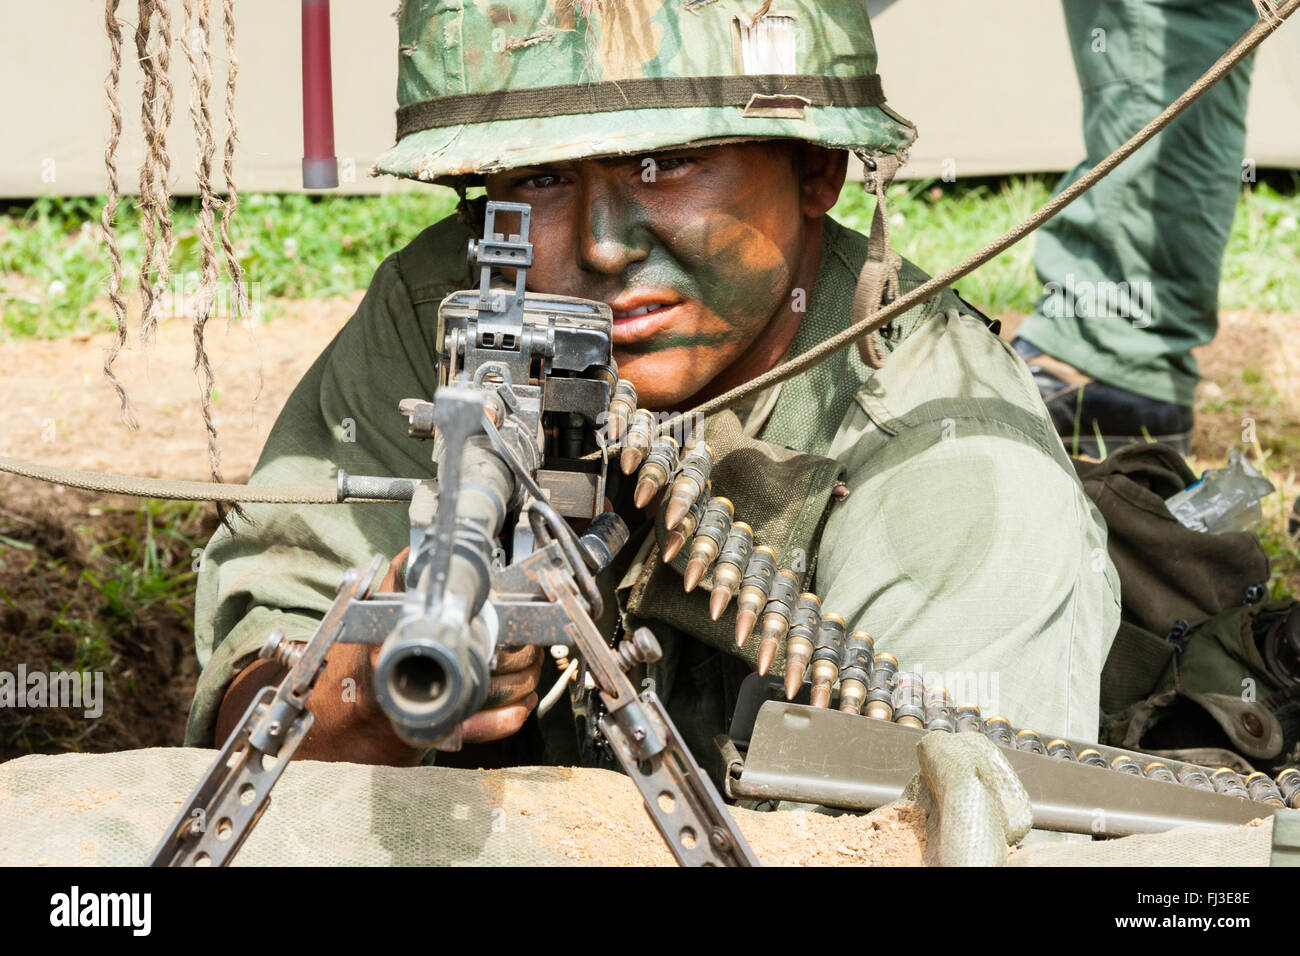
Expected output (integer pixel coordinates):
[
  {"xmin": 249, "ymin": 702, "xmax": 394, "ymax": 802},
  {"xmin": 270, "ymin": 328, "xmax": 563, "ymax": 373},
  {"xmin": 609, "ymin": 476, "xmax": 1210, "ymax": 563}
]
[{"xmin": 301, "ymin": 0, "xmax": 338, "ymax": 189}]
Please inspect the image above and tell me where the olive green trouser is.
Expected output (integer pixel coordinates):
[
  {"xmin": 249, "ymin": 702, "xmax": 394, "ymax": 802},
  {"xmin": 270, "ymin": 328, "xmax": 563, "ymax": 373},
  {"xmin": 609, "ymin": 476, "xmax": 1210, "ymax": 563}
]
[{"xmin": 1016, "ymin": 0, "xmax": 1258, "ymax": 407}]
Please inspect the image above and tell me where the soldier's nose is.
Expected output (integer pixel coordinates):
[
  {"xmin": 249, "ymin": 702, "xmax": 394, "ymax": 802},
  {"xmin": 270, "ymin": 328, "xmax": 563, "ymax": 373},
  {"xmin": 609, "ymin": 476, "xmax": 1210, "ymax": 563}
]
[{"xmin": 578, "ymin": 187, "xmax": 649, "ymax": 277}]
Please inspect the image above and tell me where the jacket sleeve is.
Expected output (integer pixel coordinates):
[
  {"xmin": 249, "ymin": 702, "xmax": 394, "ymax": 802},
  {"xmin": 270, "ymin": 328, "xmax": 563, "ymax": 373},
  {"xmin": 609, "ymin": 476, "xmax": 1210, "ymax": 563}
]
[
  {"xmin": 185, "ymin": 253, "xmax": 442, "ymax": 745},
  {"xmin": 814, "ymin": 308, "xmax": 1121, "ymax": 743}
]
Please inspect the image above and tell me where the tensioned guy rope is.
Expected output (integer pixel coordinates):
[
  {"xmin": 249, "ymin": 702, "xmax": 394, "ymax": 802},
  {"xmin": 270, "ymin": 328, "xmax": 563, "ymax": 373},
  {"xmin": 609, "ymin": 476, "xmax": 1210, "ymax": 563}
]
[
  {"xmin": 680, "ymin": 0, "xmax": 1300, "ymax": 426},
  {"xmin": 178, "ymin": 0, "xmax": 247, "ymax": 524}
]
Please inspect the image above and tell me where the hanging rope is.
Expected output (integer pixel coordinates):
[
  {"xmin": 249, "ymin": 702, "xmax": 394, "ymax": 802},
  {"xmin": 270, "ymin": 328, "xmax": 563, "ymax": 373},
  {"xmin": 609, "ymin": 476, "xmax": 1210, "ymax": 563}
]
[
  {"xmin": 153, "ymin": 0, "xmax": 176, "ymax": 332},
  {"xmin": 135, "ymin": 1, "xmax": 160, "ymax": 343},
  {"xmin": 219, "ymin": 0, "xmax": 246, "ymax": 324},
  {"xmin": 853, "ymin": 155, "xmax": 904, "ymax": 371},
  {"xmin": 134, "ymin": 4, "xmax": 157, "ymax": 336},
  {"xmin": 101, "ymin": 0, "xmax": 139, "ymax": 431},
  {"xmin": 136, "ymin": 0, "xmax": 175, "ymax": 348},
  {"xmin": 181, "ymin": 0, "xmax": 244, "ymax": 524},
  {"xmin": 454, "ymin": 184, "xmax": 484, "ymax": 239}
]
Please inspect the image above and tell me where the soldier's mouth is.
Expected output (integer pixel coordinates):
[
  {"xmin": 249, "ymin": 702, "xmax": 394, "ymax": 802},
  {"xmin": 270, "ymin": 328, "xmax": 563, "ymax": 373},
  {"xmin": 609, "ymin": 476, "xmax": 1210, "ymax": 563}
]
[{"xmin": 608, "ymin": 294, "xmax": 686, "ymax": 345}]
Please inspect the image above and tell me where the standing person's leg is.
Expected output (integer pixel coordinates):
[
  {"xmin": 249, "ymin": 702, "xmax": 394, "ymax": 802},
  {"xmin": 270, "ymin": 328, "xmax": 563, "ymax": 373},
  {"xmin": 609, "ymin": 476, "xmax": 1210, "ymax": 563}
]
[{"xmin": 1014, "ymin": 0, "xmax": 1258, "ymax": 454}]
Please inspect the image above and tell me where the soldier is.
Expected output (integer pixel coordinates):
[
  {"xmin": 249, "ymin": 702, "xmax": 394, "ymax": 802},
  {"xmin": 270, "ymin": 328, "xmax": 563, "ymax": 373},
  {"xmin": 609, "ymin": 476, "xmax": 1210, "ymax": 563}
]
[
  {"xmin": 1013, "ymin": 0, "xmax": 1260, "ymax": 456},
  {"xmin": 188, "ymin": 0, "xmax": 1120, "ymax": 777}
]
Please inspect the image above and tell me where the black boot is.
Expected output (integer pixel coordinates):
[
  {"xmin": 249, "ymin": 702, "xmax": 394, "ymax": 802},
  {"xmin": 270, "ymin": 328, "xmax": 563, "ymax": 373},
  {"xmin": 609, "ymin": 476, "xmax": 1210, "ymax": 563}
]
[{"xmin": 1012, "ymin": 337, "xmax": 1193, "ymax": 458}]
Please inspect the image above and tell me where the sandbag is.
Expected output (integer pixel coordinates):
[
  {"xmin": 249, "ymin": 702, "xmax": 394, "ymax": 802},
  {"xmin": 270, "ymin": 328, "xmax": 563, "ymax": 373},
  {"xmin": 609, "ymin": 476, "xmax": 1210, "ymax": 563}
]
[
  {"xmin": 0, "ymin": 748, "xmax": 929, "ymax": 867},
  {"xmin": 0, "ymin": 747, "xmax": 1277, "ymax": 867}
]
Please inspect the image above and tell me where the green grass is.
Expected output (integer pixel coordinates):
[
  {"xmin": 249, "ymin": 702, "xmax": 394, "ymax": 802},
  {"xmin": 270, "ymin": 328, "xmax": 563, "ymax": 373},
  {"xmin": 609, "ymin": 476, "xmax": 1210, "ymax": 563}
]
[
  {"xmin": 831, "ymin": 175, "xmax": 1050, "ymax": 316},
  {"xmin": 0, "ymin": 192, "xmax": 459, "ymax": 339},
  {"xmin": 2, "ymin": 173, "xmax": 1296, "ymax": 340},
  {"xmin": 829, "ymin": 172, "xmax": 1300, "ymax": 317},
  {"xmin": 1239, "ymin": 438, "xmax": 1300, "ymax": 602},
  {"xmin": 0, "ymin": 499, "xmax": 209, "ymax": 675},
  {"xmin": 79, "ymin": 499, "xmax": 207, "ymax": 624},
  {"xmin": 0, "ymin": 498, "xmax": 212, "ymax": 753}
]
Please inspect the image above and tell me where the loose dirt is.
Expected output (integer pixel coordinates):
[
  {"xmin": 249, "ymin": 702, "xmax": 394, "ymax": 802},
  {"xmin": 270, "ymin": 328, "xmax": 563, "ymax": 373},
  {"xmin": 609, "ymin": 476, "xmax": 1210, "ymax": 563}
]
[
  {"xmin": 0, "ymin": 295, "xmax": 362, "ymax": 481},
  {"xmin": 0, "ymin": 300, "xmax": 365, "ymax": 759},
  {"xmin": 512, "ymin": 764, "xmax": 928, "ymax": 865},
  {"xmin": 0, "ymin": 475, "xmax": 212, "ymax": 759}
]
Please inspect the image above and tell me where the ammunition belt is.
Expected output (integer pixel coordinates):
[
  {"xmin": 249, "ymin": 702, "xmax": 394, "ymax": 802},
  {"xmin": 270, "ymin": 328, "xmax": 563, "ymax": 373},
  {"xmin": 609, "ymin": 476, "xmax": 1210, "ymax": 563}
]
[{"xmin": 603, "ymin": 380, "xmax": 1299, "ymax": 812}]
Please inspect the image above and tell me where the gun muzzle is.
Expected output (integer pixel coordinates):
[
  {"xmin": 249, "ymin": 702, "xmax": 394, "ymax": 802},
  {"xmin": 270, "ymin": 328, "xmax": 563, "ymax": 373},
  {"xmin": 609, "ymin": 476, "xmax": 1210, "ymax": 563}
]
[{"xmin": 373, "ymin": 614, "xmax": 493, "ymax": 747}]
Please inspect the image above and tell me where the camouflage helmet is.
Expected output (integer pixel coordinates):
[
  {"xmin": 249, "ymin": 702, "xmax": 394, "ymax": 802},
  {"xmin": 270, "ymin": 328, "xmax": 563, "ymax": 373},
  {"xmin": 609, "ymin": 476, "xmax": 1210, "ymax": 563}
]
[{"xmin": 374, "ymin": 0, "xmax": 916, "ymax": 185}]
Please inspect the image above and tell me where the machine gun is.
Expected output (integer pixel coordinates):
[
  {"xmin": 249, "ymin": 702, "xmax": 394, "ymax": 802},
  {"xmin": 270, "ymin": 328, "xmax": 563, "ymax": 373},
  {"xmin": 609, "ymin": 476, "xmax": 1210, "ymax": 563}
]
[{"xmin": 148, "ymin": 202, "xmax": 758, "ymax": 868}]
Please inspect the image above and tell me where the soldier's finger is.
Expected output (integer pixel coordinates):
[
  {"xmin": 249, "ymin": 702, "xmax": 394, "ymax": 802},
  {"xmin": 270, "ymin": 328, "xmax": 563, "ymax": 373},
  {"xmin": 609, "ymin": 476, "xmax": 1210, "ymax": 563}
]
[
  {"xmin": 377, "ymin": 546, "xmax": 411, "ymax": 593},
  {"xmin": 493, "ymin": 644, "xmax": 543, "ymax": 674},
  {"xmin": 460, "ymin": 694, "xmax": 538, "ymax": 744},
  {"xmin": 483, "ymin": 666, "xmax": 541, "ymax": 709}
]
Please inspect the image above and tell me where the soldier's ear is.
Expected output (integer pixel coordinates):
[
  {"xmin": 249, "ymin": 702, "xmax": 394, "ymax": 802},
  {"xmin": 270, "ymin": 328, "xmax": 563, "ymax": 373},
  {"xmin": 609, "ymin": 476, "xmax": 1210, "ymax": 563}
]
[{"xmin": 796, "ymin": 144, "xmax": 848, "ymax": 219}]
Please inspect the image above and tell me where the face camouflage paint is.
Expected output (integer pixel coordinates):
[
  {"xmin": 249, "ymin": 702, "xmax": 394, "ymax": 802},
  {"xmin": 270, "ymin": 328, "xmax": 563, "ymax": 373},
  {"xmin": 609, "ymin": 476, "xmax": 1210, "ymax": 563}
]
[{"xmin": 485, "ymin": 141, "xmax": 838, "ymax": 408}]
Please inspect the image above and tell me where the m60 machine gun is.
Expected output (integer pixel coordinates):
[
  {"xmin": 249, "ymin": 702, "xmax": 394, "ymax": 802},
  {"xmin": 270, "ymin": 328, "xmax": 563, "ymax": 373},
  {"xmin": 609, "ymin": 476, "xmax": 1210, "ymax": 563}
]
[{"xmin": 148, "ymin": 202, "xmax": 758, "ymax": 868}]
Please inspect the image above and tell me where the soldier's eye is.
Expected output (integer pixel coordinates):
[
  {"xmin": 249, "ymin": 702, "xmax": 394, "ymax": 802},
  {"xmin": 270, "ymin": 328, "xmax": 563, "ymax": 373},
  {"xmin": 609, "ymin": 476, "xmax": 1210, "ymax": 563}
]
[
  {"xmin": 654, "ymin": 157, "xmax": 693, "ymax": 174},
  {"xmin": 508, "ymin": 170, "xmax": 569, "ymax": 191}
]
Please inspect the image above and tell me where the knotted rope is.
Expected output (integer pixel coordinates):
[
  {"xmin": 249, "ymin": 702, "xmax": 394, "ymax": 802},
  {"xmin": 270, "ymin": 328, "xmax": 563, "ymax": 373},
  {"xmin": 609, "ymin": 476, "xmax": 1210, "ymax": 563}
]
[{"xmin": 101, "ymin": 0, "xmax": 139, "ymax": 431}]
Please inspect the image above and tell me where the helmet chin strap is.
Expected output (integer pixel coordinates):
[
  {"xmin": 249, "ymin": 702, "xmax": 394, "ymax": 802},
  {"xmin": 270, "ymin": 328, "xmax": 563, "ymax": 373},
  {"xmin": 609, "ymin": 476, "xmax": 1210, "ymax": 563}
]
[{"xmin": 851, "ymin": 152, "xmax": 904, "ymax": 369}]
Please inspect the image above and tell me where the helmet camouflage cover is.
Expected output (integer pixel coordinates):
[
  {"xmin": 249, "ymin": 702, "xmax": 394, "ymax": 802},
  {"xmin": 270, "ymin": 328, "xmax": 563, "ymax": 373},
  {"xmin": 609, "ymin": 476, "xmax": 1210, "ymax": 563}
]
[{"xmin": 375, "ymin": 0, "xmax": 917, "ymax": 185}]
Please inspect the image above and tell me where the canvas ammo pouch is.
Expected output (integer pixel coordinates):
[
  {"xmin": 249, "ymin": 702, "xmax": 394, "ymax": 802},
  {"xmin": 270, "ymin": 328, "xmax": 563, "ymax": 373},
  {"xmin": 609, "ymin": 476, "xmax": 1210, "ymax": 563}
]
[
  {"xmin": 1102, "ymin": 601, "xmax": 1300, "ymax": 773},
  {"xmin": 1074, "ymin": 443, "xmax": 1297, "ymax": 768}
]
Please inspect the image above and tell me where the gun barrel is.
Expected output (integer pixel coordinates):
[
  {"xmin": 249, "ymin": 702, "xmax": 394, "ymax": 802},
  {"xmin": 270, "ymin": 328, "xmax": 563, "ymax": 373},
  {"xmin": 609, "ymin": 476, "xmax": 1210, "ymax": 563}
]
[{"xmin": 375, "ymin": 432, "xmax": 516, "ymax": 746}]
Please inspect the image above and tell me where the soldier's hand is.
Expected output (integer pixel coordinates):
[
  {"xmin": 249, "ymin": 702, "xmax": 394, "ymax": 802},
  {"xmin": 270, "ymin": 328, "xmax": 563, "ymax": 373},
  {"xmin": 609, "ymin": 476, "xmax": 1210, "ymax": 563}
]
[
  {"xmin": 460, "ymin": 645, "xmax": 543, "ymax": 744},
  {"xmin": 378, "ymin": 546, "xmax": 410, "ymax": 592},
  {"xmin": 219, "ymin": 547, "xmax": 420, "ymax": 765},
  {"xmin": 216, "ymin": 550, "xmax": 423, "ymax": 765},
  {"xmin": 217, "ymin": 547, "xmax": 541, "ymax": 761}
]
